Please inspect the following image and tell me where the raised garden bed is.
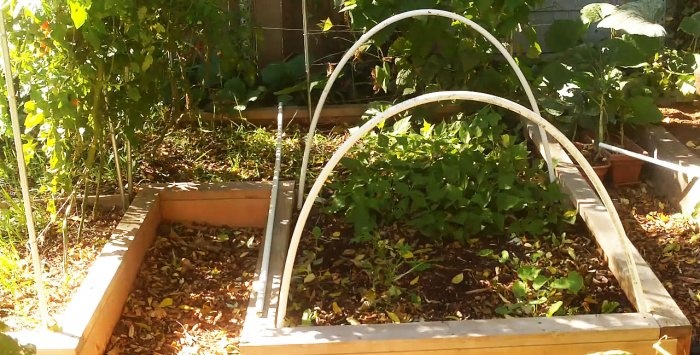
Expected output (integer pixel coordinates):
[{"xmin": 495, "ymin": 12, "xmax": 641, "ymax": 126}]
[
  {"xmin": 239, "ymin": 125, "xmax": 690, "ymax": 355},
  {"xmin": 107, "ymin": 223, "xmax": 263, "ymax": 354},
  {"xmin": 6, "ymin": 181, "xmax": 295, "ymax": 355}
]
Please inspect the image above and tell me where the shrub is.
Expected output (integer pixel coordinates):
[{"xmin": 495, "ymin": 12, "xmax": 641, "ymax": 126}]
[{"xmin": 326, "ymin": 109, "xmax": 574, "ymax": 243}]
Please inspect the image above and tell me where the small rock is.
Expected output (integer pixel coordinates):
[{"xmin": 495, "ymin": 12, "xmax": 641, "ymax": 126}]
[{"xmin": 687, "ymin": 141, "xmax": 697, "ymax": 148}]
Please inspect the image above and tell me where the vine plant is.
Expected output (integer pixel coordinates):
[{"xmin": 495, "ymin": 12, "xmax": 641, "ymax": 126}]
[{"xmin": 0, "ymin": 0, "xmax": 257, "ymax": 217}]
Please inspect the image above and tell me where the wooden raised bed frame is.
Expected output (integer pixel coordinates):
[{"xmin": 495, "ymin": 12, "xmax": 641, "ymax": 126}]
[
  {"xmin": 7, "ymin": 181, "xmax": 295, "ymax": 355},
  {"xmin": 239, "ymin": 128, "xmax": 691, "ymax": 355}
]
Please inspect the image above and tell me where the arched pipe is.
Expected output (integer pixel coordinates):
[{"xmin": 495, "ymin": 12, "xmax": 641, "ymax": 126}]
[
  {"xmin": 278, "ymin": 91, "xmax": 646, "ymax": 327},
  {"xmin": 298, "ymin": 9, "xmax": 555, "ymax": 209}
]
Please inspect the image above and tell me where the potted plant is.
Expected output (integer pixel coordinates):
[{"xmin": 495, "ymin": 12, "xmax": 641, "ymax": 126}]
[{"xmin": 539, "ymin": 1, "xmax": 666, "ymax": 185}]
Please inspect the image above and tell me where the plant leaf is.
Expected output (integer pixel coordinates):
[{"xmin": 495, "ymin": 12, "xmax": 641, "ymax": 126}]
[
  {"xmin": 451, "ymin": 272, "xmax": 464, "ymax": 284},
  {"xmin": 304, "ymin": 273, "xmax": 316, "ymax": 283},
  {"xmin": 581, "ymin": 3, "xmax": 617, "ymax": 24},
  {"xmin": 547, "ymin": 301, "xmax": 563, "ymax": 317},
  {"xmin": 680, "ymin": 12, "xmax": 700, "ymax": 37},
  {"xmin": 159, "ymin": 297, "xmax": 173, "ymax": 308},
  {"xmin": 597, "ymin": 0, "xmax": 666, "ymax": 37},
  {"xmin": 386, "ymin": 311, "xmax": 401, "ymax": 323},
  {"xmin": 68, "ymin": 0, "xmax": 90, "ymax": 29},
  {"xmin": 513, "ymin": 280, "xmax": 528, "ymax": 299}
]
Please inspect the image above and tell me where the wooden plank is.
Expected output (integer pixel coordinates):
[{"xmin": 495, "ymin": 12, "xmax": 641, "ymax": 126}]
[
  {"xmin": 241, "ymin": 313, "xmax": 659, "ymax": 355},
  {"xmin": 252, "ymin": 0, "xmax": 283, "ymax": 66},
  {"xmin": 156, "ymin": 181, "xmax": 272, "ymax": 201},
  {"xmin": 241, "ymin": 181, "xmax": 295, "ymax": 336},
  {"xmin": 56, "ymin": 188, "xmax": 162, "ymax": 355},
  {"xmin": 523, "ymin": 127, "xmax": 692, "ymax": 354},
  {"xmin": 247, "ymin": 339, "xmax": 674, "ymax": 355},
  {"xmin": 182, "ymin": 103, "xmax": 467, "ymax": 126},
  {"xmin": 6, "ymin": 330, "xmax": 78, "ymax": 355},
  {"xmin": 160, "ymin": 198, "xmax": 269, "ymax": 228}
]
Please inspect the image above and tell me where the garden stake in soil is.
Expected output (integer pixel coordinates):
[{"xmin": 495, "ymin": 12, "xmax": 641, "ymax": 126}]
[
  {"xmin": 0, "ymin": 6, "xmax": 49, "ymax": 327},
  {"xmin": 256, "ymin": 102, "xmax": 285, "ymax": 315}
]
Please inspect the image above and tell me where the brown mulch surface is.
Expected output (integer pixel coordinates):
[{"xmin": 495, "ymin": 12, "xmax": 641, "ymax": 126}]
[
  {"xmin": 0, "ymin": 209, "xmax": 123, "ymax": 330},
  {"xmin": 287, "ymin": 212, "xmax": 632, "ymax": 326},
  {"xmin": 660, "ymin": 101, "xmax": 700, "ymax": 150},
  {"xmin": 611, "ymin": 183, "xmax": 700, "ymax": 343},
  {"xmin": 107, "ymin": 223, "xmax": 261, "ymax": 355}
]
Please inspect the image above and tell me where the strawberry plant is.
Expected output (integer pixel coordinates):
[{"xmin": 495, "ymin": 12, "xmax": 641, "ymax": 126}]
[{"xmin": 326, "ymin": 109, "xmax": 574, "ymax": 243}]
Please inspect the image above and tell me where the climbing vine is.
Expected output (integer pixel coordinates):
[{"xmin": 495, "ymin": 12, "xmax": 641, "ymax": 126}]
[{"xmin": 0, "ymin": 0, "xmax": 258, "ymax": 216}]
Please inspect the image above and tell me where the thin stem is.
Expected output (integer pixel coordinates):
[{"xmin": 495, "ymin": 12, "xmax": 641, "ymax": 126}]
[
  {"xmin": 92, "ymin": 151, "xmax": 103, "ymax": 218},
  {"xmin": 0, "ymin": 9, "xmax": 49, "ymax": 325},
  {"xmin": 126, "ymin": 139, "xmax": 133, "ymax": 198},
  {"xmin": 109, "ymin": 120, "xmax": 126, "ymax": 211}
]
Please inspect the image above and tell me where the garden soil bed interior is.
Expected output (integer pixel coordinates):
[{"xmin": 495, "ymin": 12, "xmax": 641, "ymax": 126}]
[
  {"xmin": 239, "ymin": 132, "xmax": 690, "ymax": 355},
  {"xmin": 286, "ymin": 211, "xmax": 634, "ymax": 326},
  {"xmin": 7, "ymin": 181, "xmax": 295, "ymax": 355},
  {"xmin": 107, "ymin": 223, "xmax": 262, "ymax": 354}
]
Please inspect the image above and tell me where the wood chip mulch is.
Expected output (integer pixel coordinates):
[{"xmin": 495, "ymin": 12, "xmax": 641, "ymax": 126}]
[
  {"xmin": 107, "ymin": 223, "xmax": 261, "ymax": 355},
  {"xmin": 0, "ymin": 209, "xmax": 122, "ymax": 330},
  {"xmin": 611, "ymin": 183, "xmax": 700, "ymax": 342}
]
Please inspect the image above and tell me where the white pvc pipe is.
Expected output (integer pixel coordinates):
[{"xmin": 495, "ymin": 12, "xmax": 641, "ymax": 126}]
[
  {"xmin": 297, "ymin": 9, "xmax": 555, "ymax": 209},
  {"xmin": 0, "ymin": 9, "xmax": 49, "ymax": 325},
  {"xmin": 599, "ymin": 142, "xmax": 700, "ymax": 178},
  {"xmin": 277, "ymin": 91, "xmax": 646, "ymax": 327},
  {"xmin": 255, "ymin": 102, "xmax": 284, "ymax": 315}
]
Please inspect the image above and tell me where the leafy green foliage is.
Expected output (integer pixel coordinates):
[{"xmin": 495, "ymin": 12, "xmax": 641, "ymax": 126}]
[
  {"xmin": 496, "ymin": 265, "xmax": 584, "ymax": 317},
  {"xmin": 582, "ymin": 0, "xmax": 666, "ymax": 37},
  {"xmin": 338, "ymin": 0, "xmax": 544, "ymax": 101},
  {"xmin": 679, "ymin": 12, "xmax": 700, "ymax": 38},
  {"xmin": 538, "ymin": 16, "xmax": 663, "ymax": 143},
  {"xmin": 327, "ymin": 109, "xmax": 572, "ymax": 243}
]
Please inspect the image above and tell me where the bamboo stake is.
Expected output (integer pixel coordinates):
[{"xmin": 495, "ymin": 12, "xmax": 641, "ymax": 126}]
[
  {"xmin": 108, "ymin": 120, "xmax": 126, "ymax": 210},
  {"xmin": 0, "ymin": 8, "xmax": 49, "ymax": 326},
  {"xmin": 302, "ymin": 0, "xmax": 313, "ymax": 121},
  {"xmin": 126, "ymin": 138, "xmax": 133, "ymax": 198},
  {"xmin": 92, "ymin": 151, "xmax": 102, "ymax": 218}
]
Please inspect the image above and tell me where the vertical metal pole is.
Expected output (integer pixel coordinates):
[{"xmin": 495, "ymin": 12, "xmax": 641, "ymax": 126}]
[
  {"xmin": 302, "ymin": 0, "xmax": 313, "ymax": 122},
  {"xmin": 255, "ymin": 102, "xmax": 284, "ymax": 315},
  {"xmin": 0, "ymin": 8, "xmax": 49, "ymax": 326}
]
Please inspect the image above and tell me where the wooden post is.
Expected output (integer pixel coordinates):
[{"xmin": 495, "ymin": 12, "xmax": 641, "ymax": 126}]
[{"xmin": 252, "ymin": 0, "xmax": 284, "ymax": 66}]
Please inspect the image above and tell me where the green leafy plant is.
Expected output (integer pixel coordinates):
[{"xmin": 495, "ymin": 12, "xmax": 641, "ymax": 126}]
[
  {"xmin": 496, "ymin": 265, "xmax": 584, "ymax": 317},
  {"xmin": 581, "ymin": 0, "xmax": 666, "ymax": 37},
  {"xmin": 326, "ymin": 109, "xmax": 573, "ymax": 244},
  {"xmin": 337, "ymin": 0, "xmax": 545, "ymax": 101},
  {"xmin": 538, "ymin": 17, "xmax": 663, "ymax": 149}
]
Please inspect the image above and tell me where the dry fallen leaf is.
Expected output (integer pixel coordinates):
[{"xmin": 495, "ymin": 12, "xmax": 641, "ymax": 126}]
[{"xmin": 451, "ymin": 272, "xmax": 464, "ymax": 284}]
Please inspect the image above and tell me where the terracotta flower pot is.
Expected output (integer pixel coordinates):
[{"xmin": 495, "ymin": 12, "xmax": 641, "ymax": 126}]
[
  {"xmin": 608, "ymin": 135, "xmax": 648, "ymax": 187},
  {"xmin": 574, "ymin": 141, "xmax": 611, "ymax": 184}
]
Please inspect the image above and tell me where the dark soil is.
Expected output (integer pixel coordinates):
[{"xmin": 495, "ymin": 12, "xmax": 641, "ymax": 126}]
[
  {"xmin": 107, "ymin": 223, "xmax": 261, "ymax": 355},
  {"xmin": 286, "ymin": 211, "xmax": 633, "ymax": 326}
]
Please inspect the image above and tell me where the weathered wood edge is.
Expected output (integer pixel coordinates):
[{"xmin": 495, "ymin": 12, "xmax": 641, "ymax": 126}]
[
  {"xmin": 240, "ymin": 313, "xmax": 659, "ymax": 355},
  {"xmin": 8, "ymin": 182, "xmax": 279, "ymax": 355},
  {"xmin": 241, "ymin": 181, "xmax": 295, "ymax": 341},
  {"xmin": 181, "ymin": 103, "xmax": 466, "ymax": 126},
  {"xmin": 631, "ymin": 125, "xmax": 700, "ymax": 218},
  {"xmin": 526, "ymin": 127, "xmax": 692, "ymax": 354}
]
